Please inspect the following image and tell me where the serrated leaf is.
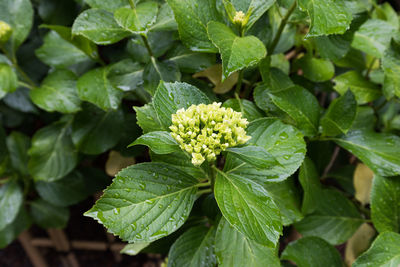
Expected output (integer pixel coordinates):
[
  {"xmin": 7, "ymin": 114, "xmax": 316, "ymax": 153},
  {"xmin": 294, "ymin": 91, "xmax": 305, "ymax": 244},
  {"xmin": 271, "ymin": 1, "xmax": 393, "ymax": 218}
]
[
  {"xmin": 225, "ymin": 118, "xmax": 306, "ymax": 182},
  {"xmin": 114, "ymin": 2, "xmax": 158, "ymax": 34},
  {"xmin": 229, "ymin": 0, "xmax": 275, "ymax": 31},
  {"xmin": 353, "ymin": 232, "xmax": 400, "ymax": 267},
  {"xmin": 77, "ymin": 67, "xmax": 123, "ymax": 111},
  {"xmin": 167, "ymin": 0, "xmax": 221, "ymax": 52},
  {"xmin": 84, "ymin": 0, "xmax": 128, "ymax": 12},
  {"xmin": 72, "ymin": 9, "xmax": 131, "ymax": 45},
  {"xmin": 0, "ymin": 64, "xmax": 18, "ymax": 99},
  {"xmin": 371, "ymin": 175, "xmax": 400, "ymax": 233},
  {"xmin": 0, "ymin": 180, "xmax": 23, "ymax": 231},
  {"xmin": 207, "ymin": 21, "xmax": 266, "ymax": 81},
  {"xmin": 314, "ymin": 33, "xmax": 352, "ymax": 61},
  {"xmin": 321, "ymin": 90, "xmax": 357, "ymax": 136},
  {"xmin": 131, "ymin": 131, "xmax": 180, "ymax": 154},
  {"xmin": 333, "ymin": 71, "xmax": 381, "ymax": 104},
  {"xmin": 382, "ymin": 42, "xmax": 400, "ymax": 99},
  {"xmin": 168, "ymin": 226, "xmax": 216, "ymax": 267},
  {"xmin": 121, "ymin": 242, "xmax": 150, "ymax": 256},
  {"xmin": 149, "ymin": 3, "xmax": 177, "ymax": 32},
  {"xmin": 31, "ymin": 69, "xmax": 81, "ymax": 113},
  {"xmin": 281, "ymin": 237, "xmax": 343, "ymax": 267},
  {"xmin": 215, "ymin": 218, "xmax": 280, "ymax": 267},
  {"xmin": 30, "ymin": 198, "xmax": 69, "ymax": 229},
  {"xmin": 333, "ymin": 129, "xmax": 400, "ymax": 177},
  {"xmin": 85, "ymin": 163, "xmax": 199, "ymax": 242},
  {"xmin": 134, "ymin": 103, "xmax": 164, "ymax": 133},
  {"xmin": 226, "ymin": 146, "xmax": 279, "ymax": 169},
  {"xmin": 28, "ymin": 120, "xmax": 78, "ymax": 182},
  {"xmin": 153, "ymin": 81, "xmax": 210, "ymax": 128},
  {"xmin": 214, "ymin": 169, "xmax": 282, "ymax": 246}
]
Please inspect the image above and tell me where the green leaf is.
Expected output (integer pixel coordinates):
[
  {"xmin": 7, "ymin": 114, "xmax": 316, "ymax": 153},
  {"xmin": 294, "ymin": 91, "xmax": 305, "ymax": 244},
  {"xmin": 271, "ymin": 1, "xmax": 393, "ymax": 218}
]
[
  {"xmin": 167, "ymin": 0, "xmax": 221, "ymax": 52},
  {"xmin": 225, "ymin": 118, "xmax": 306, "ymax": 182},
  {"xmin": 268, "ymin": 85, "xmax": 320, "ymax": 136},
  {"xmin": 143, "ymin": 58, "xmax": 181, "ymax": 95},
  {"xmin": 31, "ymin": 70, "xmax": 81, "ymax": 114},
  {"xmin": 214, "ymin": 169, "xmax": 282, "ymax": 246},
  {"xmin": 264, "ymin": 177, "xmax": 303, "ymax": 226},
  {"xmin": 28, "ymin": 120, "xmax": 78, "ymax": 182},
  {"xmin": 0, "ymin": 64, "xmax": 18, "ymax": 99},
  {"xmin": 71, "ymin": 105, "xmax": 124, "ymax": 155},
  {"xmin": 167, "ymin": 45, "xmax": 215, "ymax": 73},
  {"xmin": 35, "ymin": 171, "xmax": 89, "ymax": 207},
  {"xmin": 222, "ymin": 99, "xmax": 264, "ymax": 122},
  {"xmin": 85, "ymin": 163, "xmax": 199, "ymax": 242},
  {"xmin": 35, "ymin": 31, "xmax": 91, "ymax": 68},
  {"xmin": 299, "ymin": 157, "xmax": 322, "ymax": 215},
  {"xmin": 131, "ymin": 131, "xmax": 180, "ymax": 154},
  {"xmin": 72, "ymin": 9, "xmax": 131, "ymax": 45},
  {"xmin": 333, "ymin": 129, "xmax": 400, "ymax": 177},
  {"xmin": 149, "ymin": 3, "xmax": 177, "ymax": 32},
  {"xmin": 0, "ymin": 180, "xmax": 23, "ymax": 230},
  {"xmin": 281, "ymin": 237, "xmax": 343, "ymax": 267},
  {"xmin": 84, "ymin": 0, "xmax": 128, "ymax": 12},
  {"xmin": 226, "ymin": 146, "xmax": 279, "ymax": 169},
  {"xmin": 313, "ymin": 33, "xmax": 352, "ymax": 61},
  {"xmin": 30, "ymin": 199, "xmax": 69, "ymax": 229},
  {"xmin": 168, "ymin": 226, "xmax": 216, "ymax": 267},
  {"xmin": 321, "ymin": 90, "xmax": 357, "ymax": 136},
  {"xmin": 121, "ymin": 242, "xmax": 150, "ymax": 256},
  {"xmin": 6, "ymin": 131, "xmax": 30, "ymax": 175},
  {"xmin": 351, "ymin": 19, "xmax": 396, "ymax": 58},
  {"xmin": 0, "ymin": 0, "xmax": 34, "ymax": 51},
  {"xmin": 114, "ymin": 2, "xmax": 159, "ymax": 34},
  {"xmin": 353, "ymin": 232, "xmax": 400, "ymax": 267},
  {"xmin": 207, "ymin": 21, "xmax": 266, "ymax": 81},
  {"xmin": 215, "ymin": 218, "xmax": 280, "ymax": 267},
  {"xmin": 107, "ymin": 59, "xmax": 144, "ymax": 92},
  {"xmin": 299, "ymin": 0, "xmax": 352, "ymax": 37},
  {"xmin": 134, "ymin": 103, "xmax": 164, "ymax": 133},
  {"xmin": 333, "ymin": 71, "xmax": 381, "ymax": 104},
  {"xmin": 382, "ymin": 43, "xmax": 400, "ymax": 99},
  {"xmin": 371, "ymin": 175, "xmax": 400, "ymax": 233},
  {"xmin": 0, "ymin": 207, "xmax": 31, "ymax": 249},
  {"xmin": 153, "ymin": 81, "xmax": 210, "ymax": 128},
  {"xmin": 0, "ymin": 126, "xmax": 7, "ymax": 164},
  {"xmin": 295, "ymin": 189, "xmax": 364, "ymax": 245},
  {"xmin": 293, "ymin": 56, "xmax": 334, "ymax": 82},
  {"xmin": 77, "ymin": 67, "xmax": 123, "ymax": 111}
]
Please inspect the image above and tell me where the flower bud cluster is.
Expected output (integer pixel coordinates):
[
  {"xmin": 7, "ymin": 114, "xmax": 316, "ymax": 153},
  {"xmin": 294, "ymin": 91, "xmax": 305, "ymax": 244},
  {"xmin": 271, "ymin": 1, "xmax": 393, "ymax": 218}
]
[
  {"xmin": 170, "ymin": 102, "xmax": 251, "ymax": 166},
  {"xmin": 0, "ymin": 21, "xmax": 12, "ymax": 44},
  {"xmin": 233, "ymin": 11, "xmax": 246, "ymax": 24}
]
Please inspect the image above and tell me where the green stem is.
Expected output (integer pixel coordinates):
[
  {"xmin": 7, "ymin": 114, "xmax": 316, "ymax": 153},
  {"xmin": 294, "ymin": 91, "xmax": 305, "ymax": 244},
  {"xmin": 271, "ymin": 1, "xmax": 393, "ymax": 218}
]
[
  {"xmin": 141, "ymin": 35, "xmax": 154, "ymax": 57},
  {"xmin": 195, "ymin": 181, "xmax": 211, "ymax": 188},
  {"xmin": 128, "ymin": 0, "xmax": 136, "ymax": 9},
  {"xmin": 18, "ymin": 81, "xmax": 34, "ymax": 90},
  {"xmin": 235, "ymin": 92, "xmax": 244, "ymax": 114},
  {"xmin": 268, "ymin": 1, "xmax": 297, "ymax": 53},
  {"xmin": 197, "ymin": 188, "xmax": 212, "ymax": 196},
  {"xmin": 365, "ymin": 57, "xmax": 377, "ymax": 79},
  {"xmin": 235, "ymin": 70, "xmax": 244, "ymax": 95}
]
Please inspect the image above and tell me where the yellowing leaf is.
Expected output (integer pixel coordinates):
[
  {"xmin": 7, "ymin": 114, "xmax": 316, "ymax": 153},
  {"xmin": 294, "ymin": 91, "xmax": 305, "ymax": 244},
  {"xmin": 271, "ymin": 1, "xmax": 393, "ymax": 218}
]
[
  {"xmin": 105, "ymin": 150, "xmax": 135, "ymax": 177},
  {"xmin": 344, "ymin": 223, "xmax": 375, "ymax": 266},
  {"xmin": 353, "ymin": 163, "xmax": 374, "ymax": 205},
  {"xmin": 193, "ymin": 64, "xmax": 238, "ymax": 94}
]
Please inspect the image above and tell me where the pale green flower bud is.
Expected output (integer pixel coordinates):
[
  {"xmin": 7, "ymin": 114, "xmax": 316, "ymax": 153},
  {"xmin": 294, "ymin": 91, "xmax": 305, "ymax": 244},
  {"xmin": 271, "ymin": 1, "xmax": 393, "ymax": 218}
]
[
  {"xmin": 169, "ymin": 102, "xmax": 251, "ymax": 166},
  {"xmin": 0, "ymin": 21, "xmax": 12, "ymax": 44}
]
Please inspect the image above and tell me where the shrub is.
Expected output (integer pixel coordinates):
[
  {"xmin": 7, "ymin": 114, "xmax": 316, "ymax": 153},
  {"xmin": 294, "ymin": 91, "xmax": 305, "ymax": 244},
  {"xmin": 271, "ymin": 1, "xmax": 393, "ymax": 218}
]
[{"xmin": 1, "ymin": 0, "xmax": 400, "ymax": 266}]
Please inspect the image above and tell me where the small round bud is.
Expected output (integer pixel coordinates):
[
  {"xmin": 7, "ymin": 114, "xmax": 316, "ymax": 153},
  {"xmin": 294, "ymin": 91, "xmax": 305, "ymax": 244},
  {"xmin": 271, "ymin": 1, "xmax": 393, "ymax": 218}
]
[
  {"xmin": 233, "ymin": 11, "xmax": 245, "ymax": 25},
  {"xmin": 0, "ymin": 21, "xmax": 12, "ymax": 44}
]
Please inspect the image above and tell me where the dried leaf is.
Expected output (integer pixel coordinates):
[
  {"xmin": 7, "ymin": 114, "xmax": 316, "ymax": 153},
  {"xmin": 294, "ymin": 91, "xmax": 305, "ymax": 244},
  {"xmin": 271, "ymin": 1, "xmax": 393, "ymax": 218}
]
[
  {"xmin": 193, "ymin": 64, "xmax": 238, "ymax": 94},
  {"xmin": 353, "ymin": 163, "xmax": 374, "ymax": 205},
  {"xmin": 344, "ymin": 223, "xmax": 375, "ymax": 266},
  {"xmin": 105, "ymin": 150, "xmax": 135, "ymax": 176}
]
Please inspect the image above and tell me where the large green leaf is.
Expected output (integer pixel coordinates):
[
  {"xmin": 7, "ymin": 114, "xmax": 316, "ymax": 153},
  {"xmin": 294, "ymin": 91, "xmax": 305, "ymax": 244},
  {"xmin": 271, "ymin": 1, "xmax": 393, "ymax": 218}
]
[
  {"xmin": 77, "ymin": 67, "xmax": 123, "ymax": 111},
  {"xmin": 28, "ymin": 120, "xmax": 78, "ymax": 182},
  {"xmin": 298, "ymin": 157, "xmax": 322, "ymax": 215},
  {"xmin": 268, "ymin": 85, "xmax": 320, "ymax": 136},
  {"xmin": 333, "ymin": 71, "xmax": 381, "ymax": 104},
  {"xmin": 84, "ymin": 0, "xmax": 127, "ymax": 12},
  {"xmin": 314, "ymin": 34, "xmax": 352, "ymax": 61},
  {"xmin": 0, "ymin": 64, "xmax": 18, "ymax": 99},
  {"xmin": 332, "ymin": 129, "xmax": 400, "ymax": 177},
  {"xmin": 295, "ymin": 189, "xmax": 364, "ymax": 245},
  {"xmin": 131, "ymin": 131, "xmax": 180, "ymax": 154},
  {"xmin": 224, "ymin": 118, "xmax": 306, "ymax": 182},
  {"xmin": 281, "ymin": 237, "xmax": 343, "ymax": 267},
  {"xmin": 149, "ymin": 3, "xmax": 177, "ymax": 32},
  {"xmin": 0, "ymin": 207, "xmax": 31, "ymax": 249},
  {"xmin": 222, "ymin": 99, "xmax": 264, "ymax": 122},
  {"xmin": 215, "ymin": 218, "xmax": 280, "ymax": 267},
  {"xmin": 114, "ymin": 2, "xmax": 158, "ymax": 34},
  {"xmin": 0, "ymin": 180, "xmax": 23, "ymax": 230},
  {"xmin": 371, "ymin": 175, "xmax": 400, "ymax": 233},
  {"xmin": 143, "ymin": 58, "xmax": 181, "ymax": 95},
  {"xmin": 72, "ymin": 9, "xmax": 131, "ymax": 45},
  {"xmin": 134, "ymin": 103, "xmax": 164, "ymax": 133},
  {"xmin": 293, "ymin": 56, "xmax": 335, "ymax": 82},
  {"xmin": 30, "ymin": 69, "xmax": 81, "ymax": 114},
  {"xmin": 107, "ymin": 59, "xmax": 144, "ymax": 92},
  {"xmin": 298, "ymin": 0, "xmax": 352, "ymax": 37},
  {"xmin": 85, "ymin": 163, "xmax": 199, "ymax": 242},
  {"xmin": 167, "ymin": 0, "xmax": 221, "ymax": 52},
  {"xmin": 0, "ymin": 0, "xmax": 33, "ymax": 51},
  {"xmin": 353, "ymin": 232, "xmax": 400, "ymax": 267},
  {"xmin": 30, "ymin": 199, "xmax": 69, "ymax": 229},
  {"xmin": 207, "ymin": 21, "xmax": 266, "ymax": 81},
  {"xmin": 321, "ymin": 90, "xmax": 357, "ymax": 136},
  {"xmin": 214, "ymin": 169, "xmax": 282, "ymax": 246},
  {"xmin": 6, "ymin": 131, "xmax": 30, "ymax": 175},
  {"xmin": 382, "ymin": 43, "xmax": 400, "ymax": 99},
  {"xmin": 351, "ymin": 19, "xmax": 396, "ymax": 58},
  {"xmin": 167, "ymin": 226, "xmax": 216, "ymax": 267},
  {"xmin": 226, "ymin": 146, "xmax": 279, "ymax": 169},
  {"xmin": 153, "ymin": 81, "xmax": 210, "ymax": 128},
  {"xmin": 71, "ymin": 105, "xmax": 124, "ymax": 155}
]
